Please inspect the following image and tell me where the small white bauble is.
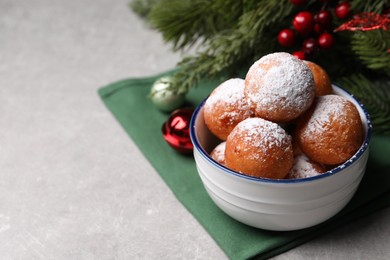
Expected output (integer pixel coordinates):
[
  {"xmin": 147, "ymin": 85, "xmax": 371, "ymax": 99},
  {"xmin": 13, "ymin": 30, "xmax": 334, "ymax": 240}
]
[{"xmin": 149, "ymin": 76, "xmax": 186, "ymax": 112}]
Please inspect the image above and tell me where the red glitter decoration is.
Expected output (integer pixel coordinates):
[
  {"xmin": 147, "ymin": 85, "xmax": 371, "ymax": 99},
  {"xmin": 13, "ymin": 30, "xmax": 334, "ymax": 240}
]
[
  {"xmin": 162, "ymin": 108, "xmax": 194, "ymax": 154},
  {"xmin": 335, "ymin": 12, "xmax": 390, "ymax": 32}
]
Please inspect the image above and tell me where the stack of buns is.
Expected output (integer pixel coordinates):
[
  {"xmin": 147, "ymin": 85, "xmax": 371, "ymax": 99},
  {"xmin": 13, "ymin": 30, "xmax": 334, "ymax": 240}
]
[{"xmin": 204, "ymin": 52, "xmax": 364, "ymax": 179}]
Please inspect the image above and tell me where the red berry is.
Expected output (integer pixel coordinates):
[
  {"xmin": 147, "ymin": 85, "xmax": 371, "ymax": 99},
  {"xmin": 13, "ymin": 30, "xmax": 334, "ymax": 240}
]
[
  {"xmin": 278, "ymin": 29, "xmax": 295, "ymax": 47},
  {"xmin": 315, "ymin": 10, "xmax": 333, "ymax": 26},
  {"xmin": 314, "ymin": 23, "xmax": 324, "ymax": 35},
  {"xmin": 293, "ymin": 11, "xmax": 315, "ymax": 35},
  {"xmin": 302, "ymin": 38, "xmax": 318, "ymax": 54},
  {"xmin": 318, "ymin": 33, "xmax": 335, "ymax": 48},
  {"xmin": 290, "ymin": 0, "xmax": 307, "ymax": 6},
  {"xmin": 292, "ymin": 51, "xmax": 306, "ymax": 60},
  {"xmin": 335, "ymin": 1, "xmax": 351, "ymax": 19}
]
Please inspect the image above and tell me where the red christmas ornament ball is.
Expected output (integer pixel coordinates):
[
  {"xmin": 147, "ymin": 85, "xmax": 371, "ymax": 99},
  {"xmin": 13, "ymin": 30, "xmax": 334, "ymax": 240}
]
[
  {"xmin": 318, "ymin": 33, "xmax": 335, "ymax": 48},
  {"xmin": 335, "ymin": 1, "xmax": 351, "ymax": 19},
  {"xmin": 278, "ymin": 29, "xmax": 296, "ymax": 47},
  {"xmin": 293, "ymin": 11, "xmax": 315, "ymax": 35},
  {"xmin": 162, "ymin": 108, "xmax": 194, "ymax": 154}
]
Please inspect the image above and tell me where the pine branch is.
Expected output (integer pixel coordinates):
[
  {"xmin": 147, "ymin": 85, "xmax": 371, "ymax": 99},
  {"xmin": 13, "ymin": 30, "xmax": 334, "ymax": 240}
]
[
  {"xmin": 170, "ymin": 0, "xmax": 294, "ymax": 93},
  {"xmin": 351, "ymin": 30, "xmax": 390, "ymax": 76},
  {"xmin": 351, "ymin": 0, "xmax": 389, "ymax": 13},
  {"xmin": 337, "ymin": 74, "xmax": 390, "ymax": 135},
  {"xmin": 148, "ymin": 0, "xmax": 243, "ymax": 51},
  {"xmin": 129, "ymin": 0, "xmax": 160, "ymax": 18}
]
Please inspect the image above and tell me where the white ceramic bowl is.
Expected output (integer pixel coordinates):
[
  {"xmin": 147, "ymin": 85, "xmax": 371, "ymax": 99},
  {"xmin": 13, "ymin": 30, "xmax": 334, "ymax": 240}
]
[{"xmin": 190, "ymin": 85, "xmax": 372, "ymax": 231}]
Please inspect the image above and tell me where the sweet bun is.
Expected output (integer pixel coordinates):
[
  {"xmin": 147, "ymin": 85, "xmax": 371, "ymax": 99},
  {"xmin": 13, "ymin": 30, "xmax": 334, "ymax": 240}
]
[
  {"xmin": 245, "ymin": 52, "xmax": 315, "ymax": 122},
  {"xmin": 225, "ymin": 118, "xmax": 293, "ymax": 179},
  {"xmin": 286, "ymin": 154, "xmax": 326, "ymax": 179},
  {"xmin": 304, "ymin": 61, "xmax": 333, "ymax": 96},
  {"xmin": 296, "ymin": 95, "xmax": 364, "ymax": 165},
  {"xmin": 210, "ymin": 142, "xmax": 226, "ymax": 166},
  {"xmin": 204, "ymin": 78, "xmax": 254, "ymax": 140}
]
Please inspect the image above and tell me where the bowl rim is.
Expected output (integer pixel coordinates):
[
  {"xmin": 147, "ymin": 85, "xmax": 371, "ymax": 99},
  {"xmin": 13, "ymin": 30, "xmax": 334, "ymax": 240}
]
[{"xmin": 190, "ymin": 85, "xmax": 373, "ymax": 184}]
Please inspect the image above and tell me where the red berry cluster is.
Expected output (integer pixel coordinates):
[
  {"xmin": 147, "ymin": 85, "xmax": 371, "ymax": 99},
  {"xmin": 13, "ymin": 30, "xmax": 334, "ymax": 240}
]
[{"xmin": 278, "ymin": 0, "xmax": 352, "ymax": 60}]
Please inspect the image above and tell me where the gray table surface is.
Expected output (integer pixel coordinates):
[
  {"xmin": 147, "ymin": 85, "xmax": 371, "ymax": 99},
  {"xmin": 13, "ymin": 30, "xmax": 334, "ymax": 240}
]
[{"xmin": 1, "ymin": 0, "xmax": 389, "ymax": 259}]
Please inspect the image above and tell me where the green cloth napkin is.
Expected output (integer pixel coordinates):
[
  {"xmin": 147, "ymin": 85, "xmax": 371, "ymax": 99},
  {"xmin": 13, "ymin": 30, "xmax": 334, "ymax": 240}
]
[{"xmin": 98, "ymin": 71, "xmax": 390, "ymax": 260}]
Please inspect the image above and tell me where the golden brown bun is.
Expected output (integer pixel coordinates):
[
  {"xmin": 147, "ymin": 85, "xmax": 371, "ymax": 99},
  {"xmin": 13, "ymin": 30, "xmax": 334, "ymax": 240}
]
[
  {"xmin": 204, "ymin": 78, "xmax": 254, "ymax": 140},
  {"xmin": 296, "ymin": 95, "xmax": 364, "ymax": 165},
  {"xmin": 245, "ymin": 52, "xmax": 315, "ymax": 122},
  {"xmin": 225, "ymin": 118, "xmax": 293, "ymax": 179},
  {"xmin": 210, "ymin": 142, "xmax": 226, "ymax": 166},
  {"xmin": 286, "ymin": 154, "xmax": 326, "ymax": 179},
  {"xmin": 304, "ymin": 61, "xmax": 333, "ymax": 96}
]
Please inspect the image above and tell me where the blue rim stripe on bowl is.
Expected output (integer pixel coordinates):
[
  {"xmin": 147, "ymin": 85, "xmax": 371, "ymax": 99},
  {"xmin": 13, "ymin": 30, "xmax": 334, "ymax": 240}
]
[{"xmin": 189, "ymin": 85, "xmax": 373, "ymax": 184}]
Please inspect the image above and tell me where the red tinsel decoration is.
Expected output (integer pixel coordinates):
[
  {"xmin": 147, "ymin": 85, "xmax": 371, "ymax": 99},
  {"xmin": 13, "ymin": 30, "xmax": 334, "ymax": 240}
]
[{"xmin": 335, "ymin": 12, "xmax": 390, "ymax": 32}]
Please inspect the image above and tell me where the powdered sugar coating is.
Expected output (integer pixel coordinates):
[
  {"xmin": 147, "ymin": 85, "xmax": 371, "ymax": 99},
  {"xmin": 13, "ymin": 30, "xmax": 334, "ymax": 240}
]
[
  {"xmin": 225, "ymin": 117, "xmax": 293, "ymax": 179},
  {"xmin": 297, "ymin": 94, "xmax": 364, "ymax": 165},
  {"xmin": 301, "ymin": 95, "xmax": 354, "ymax": 138},
  {"xmin": 204, "ymin": 78, "xmax": 254, "ymax": 140},
  {"xmin": 287, "ymin": 154, "xmax": 325, "ymax": 179},
  {"xmin": 210, "ymin": 142, "xmax": 226, "ymax": 165},
  {"xmin": 245, "ymin": 52, "xmax": 315, "ymax": 122},
  {"xmin": 204, "ymin": 78, "xmax": 253, "ymax": 122},
  {"xmin": 230, "ymin": 118, "xmax": 291, "ymax": 157}
]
